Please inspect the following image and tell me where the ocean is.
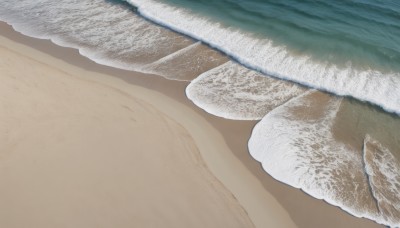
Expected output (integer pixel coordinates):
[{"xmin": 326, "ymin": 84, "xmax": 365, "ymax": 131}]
[
  {"xmin": 0, "ymin": 0, "xmax": 399, "ymax": 226},
  {"xmin": 129, "ymin": 0, "xmax": 400, "ymax": 116}
]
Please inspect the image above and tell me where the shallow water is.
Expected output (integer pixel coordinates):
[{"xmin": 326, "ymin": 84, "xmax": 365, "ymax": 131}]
[{"xmin": 248, "ymin": 91, "xmax": 400, "ymax": 227}]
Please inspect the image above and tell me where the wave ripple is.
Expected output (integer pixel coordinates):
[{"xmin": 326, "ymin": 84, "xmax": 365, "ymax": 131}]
[
  {"xmin": 186, "ymin": 61, "xmax": 307, "ymax": 120},
  {"xmin": 128, "ymin": 0, "xmax": 400, "ymax": 116},
  {"xmin": 249, "ymin": 91, "xmax": 400, "ymax": 227}
]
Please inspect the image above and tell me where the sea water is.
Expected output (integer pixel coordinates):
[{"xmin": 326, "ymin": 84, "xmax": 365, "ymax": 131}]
[{"xmin": 128, "ymin": 0, "xmax": 400, "ymax": 116}]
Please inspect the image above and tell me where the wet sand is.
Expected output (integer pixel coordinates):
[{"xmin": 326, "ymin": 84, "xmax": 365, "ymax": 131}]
[{"xmin": 0, "ymin": 22, "xmax": 382, "ymax": 228}]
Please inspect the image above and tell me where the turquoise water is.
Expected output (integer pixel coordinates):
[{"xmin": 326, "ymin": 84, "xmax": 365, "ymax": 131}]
[{"xmin": 161, "ymin": 0, "xmax": 400, "ymax": 71}]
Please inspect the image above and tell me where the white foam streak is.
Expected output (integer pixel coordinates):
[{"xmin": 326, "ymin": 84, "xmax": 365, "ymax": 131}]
[
  {"xmin": 247, "ymin": 91, "xmax": 399, "ymax": 226},
  {"xmin": 127, "ymin": 0, "xmax": 400, "ymax": 116},
  {"xmin": 0, "ymin": 0, "xmax": 193, "ymax": 74},
  {"xmin": 363, "ymin": 135, "xmax": 400, "ymax": 226},
  {"xmin": 186, "ymin": 61, "xmax": 307, "ymax": 120},
  {"xmin": 141, "ymin": 42, "xmax": 229, "ymax": 81}
]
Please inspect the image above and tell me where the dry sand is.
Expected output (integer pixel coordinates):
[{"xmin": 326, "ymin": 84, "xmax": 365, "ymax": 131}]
[
  {"xmin": 0, "ymin": 22, "xmax": 382, "ymax": 228},
  {"xmin": 0, "ymin": 30, "xmax": 296, "ymax": 227}
]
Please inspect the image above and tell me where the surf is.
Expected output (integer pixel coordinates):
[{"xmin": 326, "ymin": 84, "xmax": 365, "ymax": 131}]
[{"xmin": 127, "ymin": 0, "xmax": 400, "ymax": 116}]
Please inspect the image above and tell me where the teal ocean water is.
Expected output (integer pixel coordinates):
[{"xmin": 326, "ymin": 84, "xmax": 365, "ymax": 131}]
[
  {"xmin": 127, "ymin": 0, "xmax": 400, "ymax": 116},
  {"xmin": 162, "ymin": 0, "xmax": 400, "ymax": 71}
]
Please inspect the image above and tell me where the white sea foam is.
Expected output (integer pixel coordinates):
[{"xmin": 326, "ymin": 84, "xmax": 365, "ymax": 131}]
[
  {"xmin": 186, "ymin": 61, "xmax": 307, "ymax": 120},
  {"xmin": 248, "ymin": 91, "xmax": 400, "ymax": 226},
  {"xmin": 3, "ymin": 0, "xmax": 400, "ymax": 117},
  {"xmin": 363, "ymin": 135, "xmax": 400, "ymax": 226},
  {"xmin": 0, "ymin": 0, "xmax": 193, "ymax": 73},
  {"xmin": 127, "ymin": 0, "xmax": 400, "ymax": 116},
  {"xmin": 141, "ymin": 42, "xmax": 228, "ymax": 81}
]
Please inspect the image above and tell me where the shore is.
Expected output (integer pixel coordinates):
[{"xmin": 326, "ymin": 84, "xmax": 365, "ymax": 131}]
[{"xmin": 0, "ymin": 22, "xmax": 382, "ymax": 228}]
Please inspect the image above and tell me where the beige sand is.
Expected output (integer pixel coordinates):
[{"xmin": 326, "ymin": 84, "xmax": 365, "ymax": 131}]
[
  {"xmin": 0, "ymin": 33, "xmax": 298, "ymax": 227},
  {"xmin": 0, "ymin": 22, "xmax": 384, "ymax": 227}
]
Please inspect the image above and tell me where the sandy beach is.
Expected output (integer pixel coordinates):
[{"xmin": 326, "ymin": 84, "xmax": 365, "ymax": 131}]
[{"xmin": 0, "ymin": 22, "xmax": 382, "ymax": 228}]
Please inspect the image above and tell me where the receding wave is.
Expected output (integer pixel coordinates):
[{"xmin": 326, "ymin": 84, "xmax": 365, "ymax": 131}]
[
  {"xmin": 2, "ymin": 0, "xmax": 400, "ymax": 116},
  {"xmin": 364, "ymin": 135, "xmax": 400, "ymax": 225},
  {"xmin": 0, "ymin": 0, "xmax": 194, "ymax": 77},
  {"xmin": 248, "ymin": 91, "xmax": 400, "ymax": 227},
  {"xmin": 141, "ymin": 42, "xmax": 229, "ymax": 81},
  {"xmin": 127, "ymin": 0, "xmax": 400, "ymax": 116},
  {"xmin": 186, "ymin": 61, "xmax": 307, "ymax": 120}
]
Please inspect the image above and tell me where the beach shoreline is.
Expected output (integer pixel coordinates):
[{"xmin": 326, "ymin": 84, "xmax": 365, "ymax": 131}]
[{"xmin": 0, "ymin": 21, "xmax": 382, "ymax": 228}]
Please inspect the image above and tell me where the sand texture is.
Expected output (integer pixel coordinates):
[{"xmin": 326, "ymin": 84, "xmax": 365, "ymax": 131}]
[
  {"xmin": 0, "ymin": 39, "xmax": 255, "ymax": 227},
  {"xmin": 0, "ymin": 34, "xmax": 298, "ymax": 228},
  {"xmin": 0, "ymin": 21, "xmax": 384, "ymax": 228}
]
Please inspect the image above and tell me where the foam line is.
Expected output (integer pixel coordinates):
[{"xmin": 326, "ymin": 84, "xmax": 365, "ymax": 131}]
[
  {"xmin": 127, "ymin": 0, "xmax": 400, "ymax": 116},
  {"xmin": 186, "ymin": 61, "xmax": 307, "ymax": 120},
  {"xmin": 248, "ymin": 91, "xmax": 399, "ymax": 227},
  {"xmin": 141, "ymin": 42, "xmax": 229, "ymax": 81},
  {"xmin": 0, "ymin": 0, "xmax": 193, "ymax": 75},
  {"xmin": 363, "ymin": 135, "xmax": 400, "ymax": 226}
]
